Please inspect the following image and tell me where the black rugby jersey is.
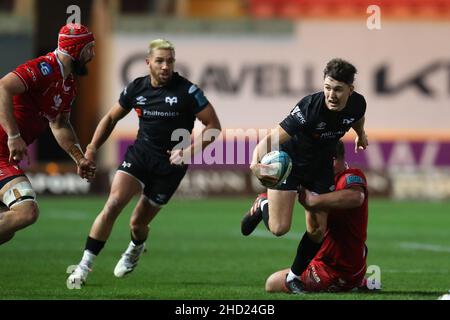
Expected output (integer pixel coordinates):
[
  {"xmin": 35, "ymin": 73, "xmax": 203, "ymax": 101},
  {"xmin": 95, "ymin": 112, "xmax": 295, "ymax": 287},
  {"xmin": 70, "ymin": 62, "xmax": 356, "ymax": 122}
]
[
  {"xmin": 119, "ymin": 72, "xmax": 209, "ymax": 154},
  {"xmin": 279, "ymin": 91, "xmax": 366, "ymax": 166}
]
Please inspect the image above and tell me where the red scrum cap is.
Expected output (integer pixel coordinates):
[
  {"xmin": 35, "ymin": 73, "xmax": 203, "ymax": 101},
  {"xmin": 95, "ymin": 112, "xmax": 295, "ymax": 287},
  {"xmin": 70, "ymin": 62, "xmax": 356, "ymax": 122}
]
[{"xmin": 57, "ymin": 23, "xmax": 94, "ymax": 60}]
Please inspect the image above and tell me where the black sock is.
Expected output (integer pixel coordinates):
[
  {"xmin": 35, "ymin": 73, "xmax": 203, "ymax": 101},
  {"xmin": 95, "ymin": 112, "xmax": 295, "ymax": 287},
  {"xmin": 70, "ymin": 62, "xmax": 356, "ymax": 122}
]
[
  {"xmin": 261, "ymin": 200, "xmax": 270, "ymax": 231},
  {"xmin": 131, "ymin": 233, "xmax": 146, "ymax": 246},
  {"xmin": 290, "ymin": 232, "xmax": 323, "ymax": 276},
  {"xmin": 85, "ymin": 236, "xmax": 106, "ymax": 256}
]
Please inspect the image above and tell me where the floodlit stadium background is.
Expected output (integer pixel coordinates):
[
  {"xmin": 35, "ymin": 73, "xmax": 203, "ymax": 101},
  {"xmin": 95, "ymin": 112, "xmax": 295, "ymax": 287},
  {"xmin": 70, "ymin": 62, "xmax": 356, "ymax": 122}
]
[{"xmin": 1, "ymin": 0, "xmax": 449, "ymax": 200}]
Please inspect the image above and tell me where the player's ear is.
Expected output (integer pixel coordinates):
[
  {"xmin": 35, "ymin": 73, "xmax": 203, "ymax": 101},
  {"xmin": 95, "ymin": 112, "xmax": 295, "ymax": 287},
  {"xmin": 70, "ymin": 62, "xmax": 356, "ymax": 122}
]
[
  {"xmin": 348, "ymin": 84, "xmax": 354, "ymax": 95},
  {"xmin": 145, "ymin": 58, "xmax": 150, "ymax": 65}
]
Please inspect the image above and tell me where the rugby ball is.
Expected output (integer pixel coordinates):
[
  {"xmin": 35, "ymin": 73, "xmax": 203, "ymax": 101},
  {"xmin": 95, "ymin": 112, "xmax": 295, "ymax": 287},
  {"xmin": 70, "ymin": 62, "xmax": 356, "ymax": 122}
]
[{"xmin": 259, "ymin": 150, "xmax": 292, "ymax": 188}]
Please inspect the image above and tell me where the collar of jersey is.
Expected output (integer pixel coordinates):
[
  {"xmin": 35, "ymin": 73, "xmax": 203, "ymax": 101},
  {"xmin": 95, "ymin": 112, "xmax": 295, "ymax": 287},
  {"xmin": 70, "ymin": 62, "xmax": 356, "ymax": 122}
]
[{"xmin": 53, "ymin": 50, "xmax": 66, "ymax": 79}]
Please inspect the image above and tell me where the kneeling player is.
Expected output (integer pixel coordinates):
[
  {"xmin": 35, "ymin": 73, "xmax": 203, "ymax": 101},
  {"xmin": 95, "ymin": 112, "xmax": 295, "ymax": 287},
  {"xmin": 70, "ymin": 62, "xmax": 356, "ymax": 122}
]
[{"xmin": 265, "ymin": 141, "xmax": 369, "ymax": 293}]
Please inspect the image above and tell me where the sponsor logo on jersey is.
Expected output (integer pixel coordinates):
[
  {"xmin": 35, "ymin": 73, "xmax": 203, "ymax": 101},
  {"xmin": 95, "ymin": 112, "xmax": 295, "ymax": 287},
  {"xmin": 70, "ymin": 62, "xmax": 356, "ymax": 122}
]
[
  {"xmin": 26, "ymin": 67, "xmax": 37, "ymax": 82},
  {"xmin": 343, "ymin": 118, "xmax": 355, "ymax": 125},
  {"xmin": 316, "ymin": 122, "xmax": 327, "ymax": 130},
  {"xmin": 188, "ymin": 84, "xmax": 198, "ymax": 94},
  {"xmin": 345, "ymin": 175, "xmax": 365, "ymax": 186},
  {"xmin": 319, "ymin": 130, "xmax": 346, "ymax": 139},
  {"xmin": 290, "ymin": 105, "xmax": 306, "ymax": 124},
  {"xmin": 39, "ymin": 61, "xmax": 53, "ymax": 76},
  {"xmin": 51, "ymin": 94, "xmax": 62, "ymax": 110},
  {"xmin": 142, "ymin": 110, "xmax": 180, "ymax": 117},
  {"xmin": 310, "ymin": 265, "xmax": 321, "ymax": 283},
  {"xmin": 63, "ymin": 84, "xmax": 71, "ymax": 92},
  {"xmin": 165, "ymin": 96, "xmax": 178, "ymax": 106},
  {"xmin": 121, "ymin": 161, "xmax": 131, "ymax": 168},
  {"xmin": 155, "ymin": 193, "xmax": 168, "ymax": 204},
  {"xmin": 134, "ymin": 108, "xmax": 142, "ymax": 117},
  {"xmin": 136, "ymin": 96, "xmax": 147, "ymax": 105}
]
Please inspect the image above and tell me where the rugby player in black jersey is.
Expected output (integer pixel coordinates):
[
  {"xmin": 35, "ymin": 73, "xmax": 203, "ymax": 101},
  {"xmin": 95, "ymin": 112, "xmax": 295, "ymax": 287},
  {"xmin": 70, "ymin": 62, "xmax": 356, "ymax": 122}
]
[
  {"xmin": 241, "ymin": 58, "xmax": 368, "ymax": 293},
  {"xmin": 68, "ymin": 39, "xmax": 221, "ymax": 286}
]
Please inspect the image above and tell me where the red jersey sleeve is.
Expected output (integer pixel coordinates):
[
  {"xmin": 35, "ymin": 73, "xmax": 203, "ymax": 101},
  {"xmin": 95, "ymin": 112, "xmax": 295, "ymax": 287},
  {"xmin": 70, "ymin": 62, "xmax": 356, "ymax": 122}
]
[
  {"xmin": 336, "ymin": 168, "xmax": 367, "ymax": 192},
  {"xmin": 60, "ymin": 92, "xmax": 77, "ymax": 113},
  {"xmin": 12, "ymin": 56, "xmax": 55, "ymax": 92}
]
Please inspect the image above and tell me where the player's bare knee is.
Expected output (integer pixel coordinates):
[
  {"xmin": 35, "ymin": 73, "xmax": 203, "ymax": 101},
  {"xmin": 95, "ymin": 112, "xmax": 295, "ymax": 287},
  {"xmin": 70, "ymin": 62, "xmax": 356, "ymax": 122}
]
[
  {"xmin": 269, "ymin": 222, "xmax": 290, "ymax": 237},
  {"xmin": 14, "ymin": 202, "xmax": 39, "ymax": 227},
  {"xmin": 27, "ymin": 204, "xmax": 39, "ymax": 225},
  {"xmin": 265, "ymin": 276, "xmax": 276, "ymax": 293},
  {"xmin": 103, "ymin": 196, "xmax": 125, "ymax": 218}
]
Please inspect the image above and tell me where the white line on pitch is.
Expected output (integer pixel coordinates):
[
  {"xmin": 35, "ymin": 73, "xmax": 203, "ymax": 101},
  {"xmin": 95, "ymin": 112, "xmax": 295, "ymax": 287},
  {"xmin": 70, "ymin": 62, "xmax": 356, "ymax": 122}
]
[
  {"xmin": 398, "ymin": 242, "xmax": 450, "ymax": 253},
  {"xmin": 250, "ymin": 229, "xmax": 301, "ymax": 240}
]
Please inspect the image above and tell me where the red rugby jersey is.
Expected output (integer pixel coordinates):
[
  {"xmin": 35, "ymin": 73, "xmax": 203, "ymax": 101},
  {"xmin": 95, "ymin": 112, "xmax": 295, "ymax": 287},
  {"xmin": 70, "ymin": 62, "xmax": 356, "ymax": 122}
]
[
  {"xmin": 1, "ymin": 51, "xmax": 77, "ymax": 147},
  {"xmin": 314, "ymin": 168, "xmax": 369, "ymax": 277}
]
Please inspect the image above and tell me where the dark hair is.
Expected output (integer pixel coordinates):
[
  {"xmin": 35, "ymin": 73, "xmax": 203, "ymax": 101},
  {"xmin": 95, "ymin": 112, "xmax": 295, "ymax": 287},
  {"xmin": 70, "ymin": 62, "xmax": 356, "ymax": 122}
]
[
  {"xmin": 335, "ymin": 140, "xmax": 345, "ymax": 160},
  {"xmin": 323, "ymin": 58, "xmax": 357, "ymax": 85}
]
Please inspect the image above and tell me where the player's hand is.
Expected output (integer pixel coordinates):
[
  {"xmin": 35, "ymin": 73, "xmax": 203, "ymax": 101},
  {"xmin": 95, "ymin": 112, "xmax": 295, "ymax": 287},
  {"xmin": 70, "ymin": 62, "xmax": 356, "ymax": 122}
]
[
  {"xmin": 297, "ymin": 186, "xmax": 315, "ymax": 209},
  {"xmin": 355, "ymin": 132, "xmax": 368, "ymax": 153},
  {"xmin": 250, "ymin": 162, "xmax": 279, "ymax": 185},
  {"xmin": 8, "ymin": 136, "xmax": 29, "ymax": 164},
  {"xmin": 77, "ymin": 157, "xmax": 96, "ymax": 182},
  {"xmin": 168, "ymin": 149, "xmax": 188, "ymax": 166}
]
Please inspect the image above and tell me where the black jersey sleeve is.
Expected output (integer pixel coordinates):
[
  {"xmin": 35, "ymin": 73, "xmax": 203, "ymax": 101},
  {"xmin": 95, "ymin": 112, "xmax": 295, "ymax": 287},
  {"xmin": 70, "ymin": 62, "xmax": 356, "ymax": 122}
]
[
  {"xmin": 354, "ymin": 94, "xmax": 367, "ymax": 122},
  {"xmin": 187, "ymin": 84, "xmax": 210, "ymax": 114},
  {"xmin": 118, "ymin": 81, "xmax": 136, "ymax": 110},
  {"xmin": 279, "ymin": 95, "xmax": 312, "ymax": 137}
]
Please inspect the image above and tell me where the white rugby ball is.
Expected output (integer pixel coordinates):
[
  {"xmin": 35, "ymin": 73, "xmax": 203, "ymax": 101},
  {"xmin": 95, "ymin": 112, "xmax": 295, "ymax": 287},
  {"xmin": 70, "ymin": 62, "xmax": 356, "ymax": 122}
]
[{"xmin": 259, "ymin": 150, "xmax": 292, "ymax": 188}]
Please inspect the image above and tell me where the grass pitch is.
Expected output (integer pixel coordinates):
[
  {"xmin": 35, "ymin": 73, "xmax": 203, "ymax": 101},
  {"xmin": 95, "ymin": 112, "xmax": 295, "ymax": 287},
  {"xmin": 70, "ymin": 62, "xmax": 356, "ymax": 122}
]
[{"xmin": 0, "ymin": 197, "xmax": 449, "ymax": 300}]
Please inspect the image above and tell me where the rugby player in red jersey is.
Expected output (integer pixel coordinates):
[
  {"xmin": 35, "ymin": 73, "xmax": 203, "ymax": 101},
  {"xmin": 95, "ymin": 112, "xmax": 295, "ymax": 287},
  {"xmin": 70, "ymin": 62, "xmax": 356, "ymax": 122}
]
[
  {"xmin": 0, "ymin": 23, "xmax": 96, "ymax": 245},
  {"xmin": 265, "ymin": 141, "xmax": 369, "ymax": 293}
]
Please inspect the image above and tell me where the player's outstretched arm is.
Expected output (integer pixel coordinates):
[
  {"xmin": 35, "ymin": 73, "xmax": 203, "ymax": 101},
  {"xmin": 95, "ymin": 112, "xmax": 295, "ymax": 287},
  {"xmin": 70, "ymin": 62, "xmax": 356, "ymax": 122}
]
[
  {"xmin": 49, "ymin": 112, "xmax": 96, "ymax": 181},
  {"xmin": 298, "ymin": 186, "xmax": 365, "ymax": 211},
  {"xmin": 84, "ymin": 102, "xmax": 131, "ymax": 161},
  {"xmin": 0, "ymin": 73, "xmax": 28, "ymax": 163}
]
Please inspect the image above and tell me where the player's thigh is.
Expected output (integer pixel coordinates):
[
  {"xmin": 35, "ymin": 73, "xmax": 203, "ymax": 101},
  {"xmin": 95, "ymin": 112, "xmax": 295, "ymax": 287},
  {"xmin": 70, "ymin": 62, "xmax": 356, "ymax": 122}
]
[
  {"xmin": 265, "ymin": 268, "xmax": 290, "ymax": 293},
  {"xmin": 300, "ymin": 260, "xmax": 338, "ymax": 292},
  {"xmin": 0, "ymin": 175, "xmax": 36, "ymax": 209},
  {"xmin": 144, "ymin": 164, "xmax": 187, "ymax": 207},
  {"xmin": 0, "ymin": 167, "xmax": 29, "ymax": 198},
  {"xmin": 0, "ymin": 175, "xmax": 39, "ymax": 226},
  {"xmin": 0, "ymin": 203, "xmax": 8, "ymax": 219},
  {"xmin": 130, "ymin": 195, "xmax": 161, "ymax": 226},
  {"xmin": 267, "ymin": 189, "xmax": 297, "ymax": 226},
  {"xmin": 108, "ymin": 171, "xmax": 143, "ymax": 205}
]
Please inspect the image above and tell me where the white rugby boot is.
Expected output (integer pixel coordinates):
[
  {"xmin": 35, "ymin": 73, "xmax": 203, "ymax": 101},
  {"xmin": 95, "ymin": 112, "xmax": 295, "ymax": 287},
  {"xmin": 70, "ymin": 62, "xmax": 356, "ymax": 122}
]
[
  {"xmin": 67, "ymin": 264, "xmax": 91, "ymax": 288},
  {"xmin": 114, "ymin": 241, "xmax": 146, "ymax": 278}
]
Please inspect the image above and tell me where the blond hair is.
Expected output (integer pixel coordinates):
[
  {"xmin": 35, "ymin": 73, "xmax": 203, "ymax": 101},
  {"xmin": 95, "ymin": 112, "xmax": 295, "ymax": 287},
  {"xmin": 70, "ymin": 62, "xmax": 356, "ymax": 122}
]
[{"xmin": 148, "ymin": 39, "xmax": 175, "ymax": 56}]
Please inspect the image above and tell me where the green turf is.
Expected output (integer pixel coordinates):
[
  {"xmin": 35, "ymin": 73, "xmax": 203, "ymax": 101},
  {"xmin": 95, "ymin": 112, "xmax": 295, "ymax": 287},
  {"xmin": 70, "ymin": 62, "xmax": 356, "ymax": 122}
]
[{"xmin": 0, "ymin": 197, "xmax": 449, "ymax": 300}]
